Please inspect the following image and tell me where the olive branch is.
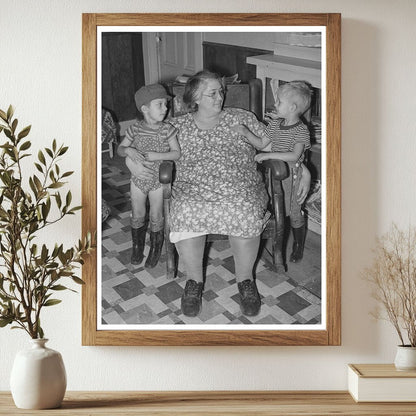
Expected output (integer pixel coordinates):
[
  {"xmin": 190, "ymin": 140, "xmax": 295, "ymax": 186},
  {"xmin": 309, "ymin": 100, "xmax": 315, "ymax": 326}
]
[{"xmin": 0, "ymin": 105, "xmax": 95, "ymax": 339}]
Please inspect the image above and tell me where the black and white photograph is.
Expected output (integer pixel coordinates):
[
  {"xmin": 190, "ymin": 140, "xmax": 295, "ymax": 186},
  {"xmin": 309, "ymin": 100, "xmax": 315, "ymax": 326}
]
[{"xmin": 99, "ymin": 28, "xmax": 325, "ymax": 329}]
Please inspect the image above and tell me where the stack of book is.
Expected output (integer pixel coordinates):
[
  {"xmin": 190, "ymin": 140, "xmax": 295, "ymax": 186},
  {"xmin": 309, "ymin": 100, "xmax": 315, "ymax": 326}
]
[{"xmin": 348, "ymin": 364, "xmax": 416, "ymax": 402}]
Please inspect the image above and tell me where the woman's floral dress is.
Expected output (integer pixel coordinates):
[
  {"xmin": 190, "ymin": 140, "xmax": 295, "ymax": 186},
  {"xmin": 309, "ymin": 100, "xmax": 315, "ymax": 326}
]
[{"xmin": 169, "ymin": 108, "xmax": 269, "ymax": 238}]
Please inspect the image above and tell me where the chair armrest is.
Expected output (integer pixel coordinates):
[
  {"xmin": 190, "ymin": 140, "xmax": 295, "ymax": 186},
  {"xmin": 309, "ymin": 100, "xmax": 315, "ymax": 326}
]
[
  {"xmin": 159, "ymin": 161, "xmax": 174, "ymax": 184},
  {"xmin": 261, "ymin": 159, "xmax": 289, "ymax": 181}
]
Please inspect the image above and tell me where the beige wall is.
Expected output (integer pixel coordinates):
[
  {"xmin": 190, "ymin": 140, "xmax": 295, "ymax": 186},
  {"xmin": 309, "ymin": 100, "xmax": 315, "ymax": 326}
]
[{"xmin": 1, "ymin": 0, "xmax": 416, "ymax": 391}]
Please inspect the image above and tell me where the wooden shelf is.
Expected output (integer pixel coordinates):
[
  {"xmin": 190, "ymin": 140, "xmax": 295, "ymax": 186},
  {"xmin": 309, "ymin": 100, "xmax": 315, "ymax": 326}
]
[{"xmin": 1, "ymin": 391, "xmax": 416, "ymax": 415}]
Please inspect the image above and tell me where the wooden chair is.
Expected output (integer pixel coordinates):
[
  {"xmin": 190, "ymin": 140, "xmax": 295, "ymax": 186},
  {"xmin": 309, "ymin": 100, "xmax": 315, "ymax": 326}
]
[{"xmin": 160, "ymin": 79, "xmax": 289, "ymax": 279}]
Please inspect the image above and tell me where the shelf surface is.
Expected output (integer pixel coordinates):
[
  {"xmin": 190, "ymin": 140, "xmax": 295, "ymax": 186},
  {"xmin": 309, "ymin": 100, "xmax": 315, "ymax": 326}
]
[{"xmin": 2, "ymin": 391, "xmax": 416, "ymax": 415}]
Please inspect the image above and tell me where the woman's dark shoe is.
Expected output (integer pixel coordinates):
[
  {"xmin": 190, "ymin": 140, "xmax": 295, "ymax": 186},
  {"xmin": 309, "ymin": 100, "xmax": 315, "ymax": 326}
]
[
  {"xmin": 145, "ymin": 229, "xmax": 164, "ymax": 268},
  {"xmin": 238, "ymin": 279, "xmax": 261, "ymax": 317},
  {"xmin": 289, "ymin": 226, "xmax": 306, "ymax": 263},
  {"xmin": 181, "ymin": 279, "xmax": 203, "ymax": 317},
  {"xmin": 131, "ymin": 225, "xmax": 147, "ymax": 265}
]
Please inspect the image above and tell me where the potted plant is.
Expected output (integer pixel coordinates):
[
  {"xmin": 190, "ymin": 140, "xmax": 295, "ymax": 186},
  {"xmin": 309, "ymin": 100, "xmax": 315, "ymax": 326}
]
[
  {"xmin": 0, "ymin": 106, "xmax": 95, "ymax": 408},
  {"xmin": 363, "ymin": 223, "xmax": 416, "ymax": 370}
]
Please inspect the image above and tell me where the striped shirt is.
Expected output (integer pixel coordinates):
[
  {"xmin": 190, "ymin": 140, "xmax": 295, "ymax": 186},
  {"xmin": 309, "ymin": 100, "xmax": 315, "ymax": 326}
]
[{"xmin": 265, "ymin": 118, "xmax": 311, "ymax": 163}]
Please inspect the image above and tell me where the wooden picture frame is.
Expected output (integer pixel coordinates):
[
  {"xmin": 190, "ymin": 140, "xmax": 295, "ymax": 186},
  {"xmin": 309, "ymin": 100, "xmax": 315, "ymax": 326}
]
[{"xmin": 82, "ymin": 13, "xmax": 341, "ymax": 346}]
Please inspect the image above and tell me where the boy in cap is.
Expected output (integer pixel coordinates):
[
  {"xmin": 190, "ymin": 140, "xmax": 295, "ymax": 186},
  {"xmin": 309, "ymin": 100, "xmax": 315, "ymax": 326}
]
[{"xmin": 118, "ymin": 83, "xmax": 180, "ymax": 268}]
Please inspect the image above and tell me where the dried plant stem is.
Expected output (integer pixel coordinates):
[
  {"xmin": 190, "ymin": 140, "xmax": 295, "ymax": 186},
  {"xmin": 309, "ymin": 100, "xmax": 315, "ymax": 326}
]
[{"xmin": 363, "ymin": 223, "xmax": 416, "ymax": 347}]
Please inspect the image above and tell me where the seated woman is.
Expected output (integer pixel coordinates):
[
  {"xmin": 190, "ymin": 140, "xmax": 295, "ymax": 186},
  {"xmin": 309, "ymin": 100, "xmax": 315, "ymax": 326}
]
[{"xmin": 127, "ymin": 70, "xmax": 310, "ymax": 318}]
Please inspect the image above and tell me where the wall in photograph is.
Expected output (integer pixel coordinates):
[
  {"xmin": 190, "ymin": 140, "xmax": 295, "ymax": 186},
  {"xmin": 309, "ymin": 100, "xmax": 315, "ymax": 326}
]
[
  {"xmin": 1, "ymin": 0, "xmax": 416, "ymax": 391},
  {"xmin": 204, "ymin": 32, "xmax": 277, "ymax": 50}
]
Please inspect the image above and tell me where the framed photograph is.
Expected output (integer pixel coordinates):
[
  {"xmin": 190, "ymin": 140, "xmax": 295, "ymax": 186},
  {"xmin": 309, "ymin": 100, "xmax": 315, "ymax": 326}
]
[{"xmin": 82, "ymin": 13, "xmax": 341, "ymax": 346}]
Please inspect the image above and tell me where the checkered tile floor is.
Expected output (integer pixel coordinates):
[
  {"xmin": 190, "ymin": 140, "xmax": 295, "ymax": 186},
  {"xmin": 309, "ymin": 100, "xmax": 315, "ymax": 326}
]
[{"xmin": 101, "ymin": 154, "xmax": 322, "ymax": 326}]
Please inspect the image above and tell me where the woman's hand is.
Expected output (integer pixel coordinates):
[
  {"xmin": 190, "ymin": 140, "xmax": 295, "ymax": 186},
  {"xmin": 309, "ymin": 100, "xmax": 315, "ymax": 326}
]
[
  {"xmin": 297, "ymin": 164, "xmax": 311, "ymax": 205},
  {"xmin": 254, "ymin": 153, "xmax": 271, "ymax": 163},
  {"xmin": 126, "ymin": 148, "xmax": 145, "ymax": 163},
  {"xmin": 125, "ymin": 157, "xmax": 154, "ymax": 181}
]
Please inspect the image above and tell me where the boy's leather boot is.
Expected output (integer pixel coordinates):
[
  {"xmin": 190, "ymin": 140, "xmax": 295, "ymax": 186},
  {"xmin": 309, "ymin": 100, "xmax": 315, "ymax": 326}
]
[
  {"xmin": 290, "ymin": 225, "xmax": 306, "ymax": 263},
  {"xmin": 145, "ymin": 229, "xmax": 164, "ymax": 268},
  {"xmin": 131, "ymin": 225, "xmax": 147, "ymax": 265}
]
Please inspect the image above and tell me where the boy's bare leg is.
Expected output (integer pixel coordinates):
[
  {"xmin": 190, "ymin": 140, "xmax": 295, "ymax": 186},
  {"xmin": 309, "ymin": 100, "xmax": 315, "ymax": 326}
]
[
  {"xmin": 147, "ymin": 187, "xmax": 164, "ymax": 231},
  {"xmin": 130, "ymin": 182, "xmax": 148, "ymax": 265}
]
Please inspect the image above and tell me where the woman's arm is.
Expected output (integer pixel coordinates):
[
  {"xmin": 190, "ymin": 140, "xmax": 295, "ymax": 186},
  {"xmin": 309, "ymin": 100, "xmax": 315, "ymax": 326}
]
[
  {"xmin": 145, "ymin": 134, "xmax": 181, "ymax": 162},
  {"xmin": 125, "ymin": 157, "xmax": 154, "ymax": 181},
  {"xmin": 117, "ymin": 136, "xmax": 145, "ymax": 163}
]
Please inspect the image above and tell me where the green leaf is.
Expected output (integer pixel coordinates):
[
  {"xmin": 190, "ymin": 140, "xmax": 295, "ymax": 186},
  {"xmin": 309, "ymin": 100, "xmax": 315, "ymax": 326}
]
[
  {"xmin": 45, "ymin": 148, "xmax": 53, "ymax": 158},
  {"xmin": 55, "ymin": 192, "xmax": 62, "ymax": 208},
  {"xmin": 38, "ymin": 150, "xmax": 46, "ymax": 165},
  {"xmin": 50, "ymin": 285, "xmax": 68, "ymax": 291},
  {"xmin": 69, "ymin": 206, "xmax": 82, "ymax": 212},
  {"xmin": 11, "ymin": 118, "xmax": 18, "ymax": 133},
  {"xmin": 71, "ymin": 276, "xmax": 85, "ymax": 285},
  {"xmin": 65, "ymin": 191, "xmax": 72, "ymax": 207},
  {"xmin": 33, "ymin": 175, "xmax": 43, "ymax": 192},
  {"xmin": 52, "ymin": 139, "xmax": 57, "ymax": 152},
  {"xmin": 43, "ymin": 299, "xmax": 62, "ymax": 307},
  {"xmin": 41, "ymin": 244, "xmax": 48, "ymax": 262},
  {"xmin": 33, "ymin": 163, "xmax": 43, "ymax": 174},
  {"xmin": 38, "ymin": 326, "xmax": 44, "ymax": 339},
  {"xmin": 0, "ymin": 109, "xmax": 7, "ymax": 121},
  {"xmin": 19, "ymin": 140, "xmax": 31, "ymax": 151},
  {"xmin": 48, "ymin": 182, "xmax": 64, "ymax": 189},
  {"xmin": 18, "ymin": 125, "xmax": 31, "ymax": 140},
  {"xmin": 41, "ymin": 202, "xmax": 50, "ymax": 220},
  {"xmin": 61, "ymin": 171, "xmax": 74, "ymax": 178},
  {"xmin": 58, "ymin": 146, "xmax": 68, "ymax": 156},
  {"xmin": 29, "ymin": 177, "xmax": 38, "ymax": 198},
  {"xmin": 6, "ymin": 105, "xmax": 14, "ymax": 122},
  {"xmin": 19, "ymin": 153, "xmax": 30, "ymax": 161},
  {"xmin": 4, "ymin": 128, "xmax": 12, "ymax": 140},
  {"xmin": 0, "ymin": 317, "xmax": 13, "ymax": 327}
]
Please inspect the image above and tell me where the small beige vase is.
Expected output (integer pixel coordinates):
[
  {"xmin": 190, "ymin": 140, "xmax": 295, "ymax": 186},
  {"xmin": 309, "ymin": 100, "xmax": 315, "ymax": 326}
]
[
  {"xmin": 394, "ymin": 345, "xmax": 416, "ymax": 371},
  {"xmin": 10, "ymin": 339, "xmax": 67, "ymax": 409}
]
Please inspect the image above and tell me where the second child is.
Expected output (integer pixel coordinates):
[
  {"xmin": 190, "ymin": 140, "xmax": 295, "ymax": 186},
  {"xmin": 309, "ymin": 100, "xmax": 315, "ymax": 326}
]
[
  {"xmin": 118, "ymin": 84, "xmax": 180, "ymax": 268},
  {"xmin": 232, "ymin": 80, "xmax": 312, "ymax": 263}
]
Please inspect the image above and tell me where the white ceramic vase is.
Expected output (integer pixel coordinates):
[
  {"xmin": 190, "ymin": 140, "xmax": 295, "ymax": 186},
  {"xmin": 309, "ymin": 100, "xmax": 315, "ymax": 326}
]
[
  {"xmin": 10, "ymin": 338, "xmax": 67, "ymax": 409},
  {"xmin": 394, "ymin": 345, "xmax": 416, "ymax": 371}
]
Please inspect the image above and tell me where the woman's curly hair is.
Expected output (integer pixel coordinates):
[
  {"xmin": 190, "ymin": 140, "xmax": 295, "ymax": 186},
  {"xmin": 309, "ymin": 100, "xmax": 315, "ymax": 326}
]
[{"xmin": 182, "ymin": 70, "xmax": 225, "ymax": 112}]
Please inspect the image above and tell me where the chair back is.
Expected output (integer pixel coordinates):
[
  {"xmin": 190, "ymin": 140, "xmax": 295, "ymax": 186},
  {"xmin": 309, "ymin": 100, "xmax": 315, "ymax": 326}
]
[{"xmin": 170, "ymin": 78, "xmax": 263, "ymax": 120}]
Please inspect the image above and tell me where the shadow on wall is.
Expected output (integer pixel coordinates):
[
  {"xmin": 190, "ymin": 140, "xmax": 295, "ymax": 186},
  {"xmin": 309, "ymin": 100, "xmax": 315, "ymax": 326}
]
[{"xmin": 340, "ymin": 19, "xmax": 381, "ymax": 355}]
